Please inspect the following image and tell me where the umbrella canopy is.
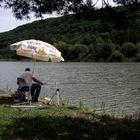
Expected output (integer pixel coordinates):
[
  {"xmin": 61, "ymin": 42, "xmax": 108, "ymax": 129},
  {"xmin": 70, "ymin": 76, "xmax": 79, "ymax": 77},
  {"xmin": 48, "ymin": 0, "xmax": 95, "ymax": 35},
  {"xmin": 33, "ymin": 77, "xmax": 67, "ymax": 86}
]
[{"xmin": 10, "ymin": 39, "xmax": 64, "ymax": 62}]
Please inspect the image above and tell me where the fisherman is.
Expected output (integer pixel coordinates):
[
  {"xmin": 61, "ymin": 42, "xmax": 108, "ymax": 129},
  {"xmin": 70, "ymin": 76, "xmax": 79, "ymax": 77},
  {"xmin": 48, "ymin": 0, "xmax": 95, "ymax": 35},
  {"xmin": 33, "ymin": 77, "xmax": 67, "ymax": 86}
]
[{"xmin": 17, "ymin": 68, "xmax": 45, "ymax": 102}]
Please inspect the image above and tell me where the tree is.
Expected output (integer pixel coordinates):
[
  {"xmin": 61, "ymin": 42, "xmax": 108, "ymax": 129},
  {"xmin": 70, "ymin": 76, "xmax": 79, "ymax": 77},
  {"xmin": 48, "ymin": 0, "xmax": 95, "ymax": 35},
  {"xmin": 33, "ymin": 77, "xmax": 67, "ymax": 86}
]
[
  {"xmin": 55, "ymin": 41, "xmax": 69, "ymax": 60},
  {"xmin": 0, "ymin": 0, "xmax": 95, "ymax": 19},
  {"xmin": 135, "ymin": 41, "xmax": 140, "ymax": 61},
  {"xmin": 94, "ymin": 37, "xmax": 115, "ymax": 61},
  {"xmin": 113, "ymin": 0, "xmax": 140, "ymax": 6},
  {"xmin": 121, "ymin": 42, "xmax": 137, "ymax": 58},
  {"xmin": 108, "ymin": 50, "xmax": 124, "ymax": 62},
  {"xmin": 74, "ymin": 44, "xmax": 89, "ymax": 61},
  {"xmin": 136, "ymin": 41, "xmax": 140, "ymax": 54}
]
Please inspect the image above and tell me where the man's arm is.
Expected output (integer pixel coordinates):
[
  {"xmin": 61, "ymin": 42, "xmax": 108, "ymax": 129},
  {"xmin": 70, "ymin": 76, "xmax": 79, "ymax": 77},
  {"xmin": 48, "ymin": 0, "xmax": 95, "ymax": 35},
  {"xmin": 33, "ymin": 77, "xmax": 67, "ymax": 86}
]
[{"xmin": 32, "ymin": 76, "xmax": 44, "ymax": 85}]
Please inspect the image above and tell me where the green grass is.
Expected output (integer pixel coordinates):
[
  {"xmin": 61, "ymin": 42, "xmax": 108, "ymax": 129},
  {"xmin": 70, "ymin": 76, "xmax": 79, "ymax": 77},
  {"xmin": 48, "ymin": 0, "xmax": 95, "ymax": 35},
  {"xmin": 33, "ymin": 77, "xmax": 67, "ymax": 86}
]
[
  {"xmin": 0, "ymin": 104, "xmax": 140, "ymax": 140},
  {"xmin": 0, "ymin": 90, "xmax": 140, "ymax": 140}
]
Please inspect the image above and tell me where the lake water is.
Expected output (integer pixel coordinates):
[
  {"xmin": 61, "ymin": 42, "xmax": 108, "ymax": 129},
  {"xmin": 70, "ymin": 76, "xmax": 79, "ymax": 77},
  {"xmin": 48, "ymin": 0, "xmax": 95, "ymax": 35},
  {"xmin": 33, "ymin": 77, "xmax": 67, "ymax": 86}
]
[{"xmin": 0, "ymin": 61, "xmax": 140, "ymax": 116}]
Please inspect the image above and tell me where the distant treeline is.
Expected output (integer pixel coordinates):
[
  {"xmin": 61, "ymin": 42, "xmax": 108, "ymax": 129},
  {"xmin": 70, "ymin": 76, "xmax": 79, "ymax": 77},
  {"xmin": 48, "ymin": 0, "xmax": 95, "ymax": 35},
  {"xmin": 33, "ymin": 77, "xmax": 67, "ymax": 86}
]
[{"xmin": 0, "ymin": 5, "xmax": 140, "ymax": 62}]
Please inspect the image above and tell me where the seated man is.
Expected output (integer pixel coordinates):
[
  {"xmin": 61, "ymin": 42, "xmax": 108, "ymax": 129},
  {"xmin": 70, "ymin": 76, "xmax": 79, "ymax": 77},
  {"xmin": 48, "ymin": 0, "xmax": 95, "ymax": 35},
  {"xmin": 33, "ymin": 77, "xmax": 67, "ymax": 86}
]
[{"xmin": 18, "ymin": 68, "xmax": 44, "ymax": 102}]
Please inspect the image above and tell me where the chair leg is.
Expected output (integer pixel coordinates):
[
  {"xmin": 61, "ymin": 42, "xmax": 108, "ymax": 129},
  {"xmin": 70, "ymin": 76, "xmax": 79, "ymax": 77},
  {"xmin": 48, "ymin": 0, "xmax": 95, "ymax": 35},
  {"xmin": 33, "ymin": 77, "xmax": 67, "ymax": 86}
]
[
  {"xmin": 25, "ymin": 91, "xmax": 31, "ymax": 104},
  {"xmin": 56, "ymin": 89, "xmax": 60, "ymax": 106}
]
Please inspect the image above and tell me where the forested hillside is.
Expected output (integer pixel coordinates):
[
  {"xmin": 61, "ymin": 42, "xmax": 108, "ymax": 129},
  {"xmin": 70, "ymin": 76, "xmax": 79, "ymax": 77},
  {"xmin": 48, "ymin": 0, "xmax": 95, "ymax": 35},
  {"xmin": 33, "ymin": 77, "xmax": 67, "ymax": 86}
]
[{"xmin": 0, "ymin": 5, "xmax": 140, "ymax": 62}]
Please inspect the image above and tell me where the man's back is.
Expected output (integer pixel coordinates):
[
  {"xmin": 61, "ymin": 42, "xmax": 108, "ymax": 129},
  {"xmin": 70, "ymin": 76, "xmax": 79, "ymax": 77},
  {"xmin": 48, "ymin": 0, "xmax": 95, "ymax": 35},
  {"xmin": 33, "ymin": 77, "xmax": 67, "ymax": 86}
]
[{"xmin": 19, "ymin": 71, "xmax": 33, "ymax": 86}]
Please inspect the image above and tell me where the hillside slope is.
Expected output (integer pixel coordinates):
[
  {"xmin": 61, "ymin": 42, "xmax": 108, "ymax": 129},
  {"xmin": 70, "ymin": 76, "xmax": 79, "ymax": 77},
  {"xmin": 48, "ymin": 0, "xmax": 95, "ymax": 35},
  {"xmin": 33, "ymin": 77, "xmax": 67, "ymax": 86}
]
[{"xmin": 0, "ymin": 5, "xmax": 140, "ymax": 61}]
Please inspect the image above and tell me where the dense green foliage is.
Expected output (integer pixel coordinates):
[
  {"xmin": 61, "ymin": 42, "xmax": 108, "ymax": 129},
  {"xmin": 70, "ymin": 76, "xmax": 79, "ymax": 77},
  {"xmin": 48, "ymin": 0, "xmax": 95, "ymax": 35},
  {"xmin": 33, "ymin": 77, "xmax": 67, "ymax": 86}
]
[
  {"xmin": 0, "ymin": 0, "xmax": 91, "ymax": 19},
  {"xmin": 0, "ymin": 0, "xmax": 139, "ymax": 20},
  {"xmin": 1, "ymin": 5, "xmax": 140, "ymax": 61},
  {"xmin": 113, "ymin": 0, "xmax": 140, "ymax": 6}
]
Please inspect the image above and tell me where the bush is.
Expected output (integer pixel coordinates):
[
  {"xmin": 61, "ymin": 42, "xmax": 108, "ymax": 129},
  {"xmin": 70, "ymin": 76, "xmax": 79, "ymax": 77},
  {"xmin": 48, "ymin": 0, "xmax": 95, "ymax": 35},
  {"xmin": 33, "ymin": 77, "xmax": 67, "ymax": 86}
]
[
  {"xmin": 134, "ymin": 54, "xmax": 140, "ymax": 62},
  {"xmin": 94, "ymin": 38, "xmax": 115, "ymax": 61},
  {"xmin": 108, "ymin": 50, "xmax": 124, "ymax": 62},
  {"xmin": 121, "ymin": 42, "xmax": 137, "ymax": 58}
]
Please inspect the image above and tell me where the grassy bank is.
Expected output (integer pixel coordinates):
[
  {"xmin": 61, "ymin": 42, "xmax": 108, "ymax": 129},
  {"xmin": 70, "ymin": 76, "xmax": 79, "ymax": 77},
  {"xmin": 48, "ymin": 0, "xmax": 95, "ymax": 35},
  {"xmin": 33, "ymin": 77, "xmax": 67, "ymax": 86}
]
[
  {"xmin": 0, "ymin": 90, "xmax": 140, "ymax": 140},
  {"xmin": 0, "ymin": 103, "xmax": 140, "ymax": 140}
]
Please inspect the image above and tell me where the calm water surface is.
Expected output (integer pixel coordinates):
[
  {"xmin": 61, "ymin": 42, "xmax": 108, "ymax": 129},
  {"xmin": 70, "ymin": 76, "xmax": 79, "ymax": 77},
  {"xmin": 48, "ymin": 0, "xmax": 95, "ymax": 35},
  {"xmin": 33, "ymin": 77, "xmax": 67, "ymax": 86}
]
[{"xmin": 0, "ymin": 61, "xmax": 140, "ymax": 116}]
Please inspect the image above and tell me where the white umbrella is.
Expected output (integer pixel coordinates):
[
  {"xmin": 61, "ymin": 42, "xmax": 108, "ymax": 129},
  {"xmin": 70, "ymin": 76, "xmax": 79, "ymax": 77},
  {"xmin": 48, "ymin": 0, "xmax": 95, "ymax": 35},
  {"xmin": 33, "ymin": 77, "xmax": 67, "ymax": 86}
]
[
  {"xmin": 10, "ymin": 39, "xmax": 64, "ymax": 105},
  {"xmin": 10, "ymin": 39, "xmax": 64, "ymax": 62}
]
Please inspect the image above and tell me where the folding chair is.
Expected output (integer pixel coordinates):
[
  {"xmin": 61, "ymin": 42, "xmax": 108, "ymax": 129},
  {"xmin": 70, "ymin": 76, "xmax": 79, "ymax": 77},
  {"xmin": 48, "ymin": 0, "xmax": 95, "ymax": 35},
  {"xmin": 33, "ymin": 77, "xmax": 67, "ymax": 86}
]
[{"xmin": 17, "ymin": 77, "xmax": 31, "ymax": 104}]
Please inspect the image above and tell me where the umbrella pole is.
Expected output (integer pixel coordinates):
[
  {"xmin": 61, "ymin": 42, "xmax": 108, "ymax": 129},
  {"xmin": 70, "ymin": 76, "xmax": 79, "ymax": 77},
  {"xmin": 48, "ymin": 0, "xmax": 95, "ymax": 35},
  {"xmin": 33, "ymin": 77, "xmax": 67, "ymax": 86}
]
[
  {"xmin": 29, "ymin": 58, "xmax": 36, "ymax": 105},
  {"xmin": 27, "ymin": 86, "xmax": 31, "ymax": 105},
  {"xmin": 56, "ymin": 88, "xmax": 60, "ymax": 106},
  {"xmin": 26, "ymin": 58, "xmax": 36, "ymax": 105},
  {"xmin": 32, "ymin": 58, "xmax": 36, "ymax": 75}
]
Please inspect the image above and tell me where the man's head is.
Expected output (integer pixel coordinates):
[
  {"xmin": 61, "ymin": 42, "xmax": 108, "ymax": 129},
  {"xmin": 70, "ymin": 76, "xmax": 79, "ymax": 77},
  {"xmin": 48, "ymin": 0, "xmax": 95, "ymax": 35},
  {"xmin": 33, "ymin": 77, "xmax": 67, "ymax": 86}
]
[{"xmin": 25, "ymin": 68, "xmax": 31, "ymax": 71}]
